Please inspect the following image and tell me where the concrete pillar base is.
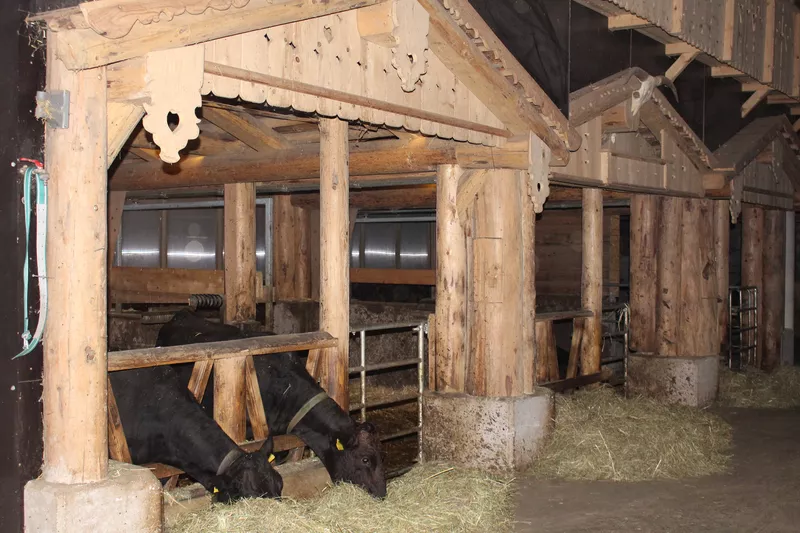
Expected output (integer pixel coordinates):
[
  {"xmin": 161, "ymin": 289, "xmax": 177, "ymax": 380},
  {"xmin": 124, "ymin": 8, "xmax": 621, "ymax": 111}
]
[
  {"xmin": 781, "ymin": 329, "xmax": 794, "ymax": 367},
  {"xmin": 421, "ymin": 388, "xmax": 554, "ymax": 473},
  {"xmin": 626, "ymin": 353, "xmax": 718, "ymax": 407},
  {"xmin": 25, "ymin": 461, "xmax": 162, "ymax": 533}
]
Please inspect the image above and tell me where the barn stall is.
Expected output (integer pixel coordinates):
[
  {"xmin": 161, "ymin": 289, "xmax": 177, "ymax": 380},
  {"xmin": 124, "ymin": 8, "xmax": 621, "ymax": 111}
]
[{"xmin": 23, "ymin": 0, "xmax": 577, "ymax": 530}]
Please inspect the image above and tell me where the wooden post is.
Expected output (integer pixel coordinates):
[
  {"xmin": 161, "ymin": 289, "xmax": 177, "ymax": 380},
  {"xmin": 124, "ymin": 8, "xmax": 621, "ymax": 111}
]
[
  {"xmin": 434, "ymin": 164, "xmax": 466, "ymax": 392},
  {"xmin": 656, "ymin": 197, "xmax": 683, "ymax": 356},
  {"xmin": 273, "ymin": 195, "xmax": 312, "ymax": 300},
  {"xmin": 217, "ymin": 182, "xmax": 256, "ymax": 442},
  {"xmin": 580, "ymin": 188, "xmax": 602, "ymax": 376},
  {"xmin": 742, "ymin": 204, "xmax": 765, "ymax": 367},
  {"xmin": 714, "ymin": 200, "xmax": 731, "ymax": 352},
  {"xmin": 42, "ymin": 50, "xmax": 109, "ymax": 484},
  {"xmin": 467, "ymin": 170, "xmax": 535, "ymax": 396},
  {"xmin": 762, "ymin": 208, "xmax": 785, "ymax": 371},
  {"xmin": 785, "ymin": 211, "xmax": 795, "ymax": 366},
  {"xmin": 679, "ymin": 199, "xmax": 702, "ymax": 356},
  {"xmin": 319, "ymin": 117, "xmax": 350, "ymax": 409},
  {"xmin": 698, "ymin": 199, "xmax": 718, "ymax": 356},
  {"xmin": 629, "ymin": 194, "xmax": 657, "ymax": 353}
]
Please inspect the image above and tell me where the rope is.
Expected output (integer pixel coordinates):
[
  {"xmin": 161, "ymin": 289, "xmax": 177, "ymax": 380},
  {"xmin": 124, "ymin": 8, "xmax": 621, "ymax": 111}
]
[{"xmin": 14, "ymin": 162, "xmax": 49, "ymax": 359}]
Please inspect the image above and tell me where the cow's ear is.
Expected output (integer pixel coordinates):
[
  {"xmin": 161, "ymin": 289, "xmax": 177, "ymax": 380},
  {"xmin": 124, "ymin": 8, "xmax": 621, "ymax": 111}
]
[
  {"xmin": 332, "ymin": 432, "xmax": 356, "ymax": 450},
  {"xmin": 256, "ymin": 437, "xmax": 274, "ymax": 457},
  {"xmin": 358, "ymin": 421, "xmax": 377, "ymax": 435}
]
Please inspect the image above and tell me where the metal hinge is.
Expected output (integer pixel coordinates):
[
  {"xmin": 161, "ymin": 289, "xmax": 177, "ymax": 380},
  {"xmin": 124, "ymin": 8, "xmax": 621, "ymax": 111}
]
[{"xmin": 35, "ymin": 90, "xmax": 70, "ymax": 129}]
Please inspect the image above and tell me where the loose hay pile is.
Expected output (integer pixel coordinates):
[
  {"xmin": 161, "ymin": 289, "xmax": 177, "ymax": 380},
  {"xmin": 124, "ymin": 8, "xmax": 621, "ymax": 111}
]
[
  {"xmin": 167, "ymin": 463, "xmax": 514, "ymax": 533},
  {"xmin": 717, "ymin": 366, "xmax": 800, "ymax": 409},
  {"xmin": 531, "ymin": 386, "xmax": 731, "ymax": 482}
]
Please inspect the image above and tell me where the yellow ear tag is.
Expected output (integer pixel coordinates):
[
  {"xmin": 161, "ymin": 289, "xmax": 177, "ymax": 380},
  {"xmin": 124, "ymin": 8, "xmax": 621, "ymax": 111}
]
[
  {"xmin": 336, "ymin": 439, "xmax": 344, "ymax": 451},
  {"xmin": 268, "ymin": 454, "xmax": 275, "ymax": 463},
  {"xmin": 213, "ymin": 487, "xmax": 219, "ymax": 494}
]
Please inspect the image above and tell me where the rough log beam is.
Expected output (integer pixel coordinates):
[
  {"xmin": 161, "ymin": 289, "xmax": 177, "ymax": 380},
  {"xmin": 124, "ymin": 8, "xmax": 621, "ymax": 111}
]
[
  {"xmin": 202, "ymin": 106, "xmax": 290, "ymax": 152},
  {"xmin": 109, "ymin": 138, "xmax": 532, "ymax": 191}
]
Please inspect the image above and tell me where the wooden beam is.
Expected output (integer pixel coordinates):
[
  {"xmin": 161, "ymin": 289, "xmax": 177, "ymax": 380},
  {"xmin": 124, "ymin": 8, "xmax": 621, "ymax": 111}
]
[
  {"xmin": 608, "ymin": 13, "xmax": 651, "ymax": 31},
  {"xmin": 742, "ymin": 88, "xmax": 770, "ymax": 118},
  {"xmin": 665, "ymin": 50, "xmax": 700, "ymax": 82},
  {"xmin": 415, "ymin": 0, "xmax": 574, "ymax": 158},
  {"xmin": 766, "ymin": 94, "xmax": 797, "ymax": 105},
  {"xmin": 215, "ymin": 182, "xmax": 257, "ymax": 443},
  {"xmin": 39, "ymin": 0, "xmax": 391, "ymax": 70},
  {"xmin": 109, "ymin": 138, "xmax": 530, "ymax": 191},
  {"xmin": 109, "ymin": 267, "xmax": 266, "ymax": 304},
  {"xmin": 580, "ymin": 188, "xmax": 603, "ymax": 377},
  {"xmin": 107, "ymin": 191, "xmax": 126, "ymax": 271},
  {"xmin": 204, "ymin": 62, "xmax": 511, "ymax": 140},
  {"xmin": 664, "ymin": 42, "xmax": 699, "ymax": 56},
  {"xmin": 455, "ymin": 170, "xmax": 489, "ymax": 220},
  {"xmin": 108, "ymin": 332, "xmax": 337, "ymax": 372},
  {"xmin": 763, "ymin": 0, "xmax": 777, "ymax": 84},
  {"xmin": 107, "ymin": 102, "xmax": 143, "ymax": 163},
  {"xmin": 350, "ymin": 268, "xmax": 435, "ymax": 286},
  {"xmin": 434, "ymin": 164, "xmax": 466, "ymax": 393},
  {"xmin": 711, "ymin": 65, "xmax": 744, "ymax": 78},
  {"xmin": 722, "ymin": 0, "xmax": 735, "ymax": 61},
  {"xmin": 794, "ymin": 11, "xmax": 800, "ymax": 97},
  {"xmin": 42, "ymin": 48, "xmax": 108, "ymax": 485},
  {"xmin": 202, "ymin": 107, "xmax": 289, "ymax": 152},
  {"xmin": 629, "ymin": 195, "xmax": 657, "ymax": 353},
  {"xmin": 714, "ymin": 200, "xmax": 731, "ymax": 352},
  {"xmin": 319, "ymin": 118, "xmax": 350, "ymax": 410},
  {"xmin": 794, "ymin": 118, "xmax": 800, "ymax": 132},
  {"xmin": 106, "ymin": 379, "xmax": 132, "ymax": 464}
]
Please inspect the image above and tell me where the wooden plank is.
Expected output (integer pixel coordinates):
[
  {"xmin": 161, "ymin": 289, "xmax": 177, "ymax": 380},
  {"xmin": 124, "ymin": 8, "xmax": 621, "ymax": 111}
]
[
  {"xmin": 608, "ymin": 13, "xmax": 652, "ymax": 31},
  {"xmin": 540, "ymin": 368, "xmax": 613, "ymax": 392},
  {"xmin": 722, "ymin": 0, "xmax": 735, "ymax": 60},
  {"xmin": 435, "ymin": 164, "xmax": 466, "ymax": 393},
  {"xmin": 204, "ymin": 62, "xmax": 511, "ymax": 140},
  {"xmin": 350, "ymin": 268, "xmax": 435, "ymax": 286},
  {"xmin": 793, "ymin": 11, "xmax": 800, "ymax": 96},
  {"xmin": 187, "ymin": 360, "xmax": 213, "ymax": 403},
  {"xmin": 742, "ymin": 87, "xmax": 770, "ymax": 117},
  {"xmin": 580, "ymin": 188, "xmax": 603, "ymax": 376},
  {"xmin": 536, "ymin": 310, "xmax": 594, "ymax": 322},
  {"xmin": 764, "ymin": 0, "xmax": 777, "ymax": 83},
  {"xmin": 319, "ymin": 118, "xmax": 350, "ymax": 410},
  {"xmin": 245, "ymin": 356, "xmax": 269, "ymax": 441},
  {"xmin": 534, "ymin": 321, "xmax": 552, "ymax": 383},
  {"xmin": 42, "ymin": 0, "xmax": 391, "ymax": 70},
  {"xmin": 678, "ymin": 198, "xmax": 703, "ymax": 355},
  {"xmin": 106, "ymin": 378, "xmax": 132, "ymax": 464},
  {"xmin": 107, "ymin": 191, "xmax": 126, "ymax": 271},
  {"xmin": 108, "ymin": 332, "xmax": 338, "ymax": 371},
  {"xmin": 41, "ymin": 49, "xmax": 108, "ymax": 485},
  {"xmin": 455, "ymin": 170, "xmax": 488, "ymax": 221},
  {"xmin": 714, "ymin": 200, "xmax": 731, "ymax": 352},
  {"xmin": 427, "ymin": 314, "xmax": 436, "ymax": 391},
  {"xmin": 202, "ymin": 106, "xmax": 289, "ymax": 151},
  {"xmin": 566, "ymin": 318, "xmax": 585, "ymax": 379},
  {"xmin": 109, "ymin": 267, "xmax": 266, "ymax": 304},
  {"xmin": 629, "ymin": 195, "xmax": 658, "ymax": 353},
  {"xmin": 711, "ymin": 65, "xmax": 744, "ymax": 77},
  {"xmin": 107, "ymin": 102, "xmax": 143, "ymax": 163}
]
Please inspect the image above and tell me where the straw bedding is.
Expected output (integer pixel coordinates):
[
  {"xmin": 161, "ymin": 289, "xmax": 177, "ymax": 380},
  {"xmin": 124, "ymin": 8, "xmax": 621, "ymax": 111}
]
[
  {"xmin": 717, "ymin": 366, "xmax": 800, "ymax": 409},
  {"xmin": 166, "ymin": 463, "xmax": 515, "ymax": 533},
  {"xmin": 530, "ymin": 386, "xmax": 732, "ymax": 482}
]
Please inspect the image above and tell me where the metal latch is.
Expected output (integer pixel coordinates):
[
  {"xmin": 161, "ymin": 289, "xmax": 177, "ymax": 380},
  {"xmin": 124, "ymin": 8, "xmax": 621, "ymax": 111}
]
[{"xmin": 35, "ymin": 90, "xmax": 70, "ymax": 129}]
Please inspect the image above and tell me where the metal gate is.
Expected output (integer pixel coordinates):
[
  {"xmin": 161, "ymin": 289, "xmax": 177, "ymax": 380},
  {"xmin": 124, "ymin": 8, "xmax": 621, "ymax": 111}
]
[
  {"xmin": 728, "ymin": 286, "xmax": 758, "ymax": 370},
  {"xmin": 350, "ymin": 321, "xmax": 426, "ymax": 477}
]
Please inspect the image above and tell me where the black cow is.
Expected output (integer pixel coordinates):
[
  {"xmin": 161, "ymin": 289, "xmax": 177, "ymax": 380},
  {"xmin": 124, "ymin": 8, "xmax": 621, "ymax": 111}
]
[
  {"xmin": 157, "ymin": 309, "xmax": 387, "ymax": 498},
  {"xmin": 109, "ymin": 364, "xmax": 283, "ymax": 502}
]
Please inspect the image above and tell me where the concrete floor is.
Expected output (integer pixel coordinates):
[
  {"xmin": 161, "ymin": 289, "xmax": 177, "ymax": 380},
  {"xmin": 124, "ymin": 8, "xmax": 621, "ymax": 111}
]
[{"xmin": 515, "ymin": 408, "xmax": 800, "ymax": 533}]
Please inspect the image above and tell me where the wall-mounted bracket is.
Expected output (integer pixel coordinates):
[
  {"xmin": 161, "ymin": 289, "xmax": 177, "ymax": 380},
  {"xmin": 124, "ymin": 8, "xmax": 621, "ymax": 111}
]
[{"xmin": 35, "ymin": 90, "xmax": 70, "ymax": 129}]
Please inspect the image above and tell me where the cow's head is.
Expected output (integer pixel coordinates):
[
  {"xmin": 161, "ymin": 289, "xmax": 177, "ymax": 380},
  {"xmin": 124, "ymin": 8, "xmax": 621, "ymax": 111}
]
[
  {"xmin": 210, "ymin": 440, "xmax": 283, "ymax": 503},
  {"xmin": 329, "ymin": 421, "xmax": 387, "ymax": 498}
]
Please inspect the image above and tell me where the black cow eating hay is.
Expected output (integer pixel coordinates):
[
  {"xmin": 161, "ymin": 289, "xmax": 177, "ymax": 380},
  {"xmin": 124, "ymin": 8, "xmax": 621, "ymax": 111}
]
[{"xmin": 157, "ymin": 309, "xmax": 388, "ymax": 499}]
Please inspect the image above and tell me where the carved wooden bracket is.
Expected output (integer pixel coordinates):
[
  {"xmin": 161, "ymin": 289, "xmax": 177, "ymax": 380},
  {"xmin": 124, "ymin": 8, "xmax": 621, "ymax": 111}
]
[
  {"xmin": 527, "ymin": 133, "xmax": 551, "ymax": 213},
  {"xmin": 358, "ymin": 0, "xmax": 429, "ymax": 92},
  {"xmin": 142, "ymin": 45, "xmax": 204, "ymax": 164},
  {"xmin": 79, "ymin": 0, "xmax": 251, "ymax": 39}
]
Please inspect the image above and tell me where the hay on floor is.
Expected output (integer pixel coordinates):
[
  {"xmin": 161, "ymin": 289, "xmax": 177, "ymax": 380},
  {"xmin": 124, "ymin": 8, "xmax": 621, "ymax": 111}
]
[
  {"xmin": 166, "ymin": 463, "xmax": 514, "ymax": 533},
  {"xmin": 531, "ymin": 386, "xmax": 731, "ymax": 482},
  {"xmin": 717, "ymin": 366, "xmax": 800, "ymax": 409}
]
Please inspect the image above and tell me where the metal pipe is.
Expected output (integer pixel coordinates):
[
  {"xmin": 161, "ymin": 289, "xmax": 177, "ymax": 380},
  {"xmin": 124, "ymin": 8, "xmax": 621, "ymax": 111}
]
[{"xmin": 348, "ymin": 357, "xmax": 421, "ymax": 374}]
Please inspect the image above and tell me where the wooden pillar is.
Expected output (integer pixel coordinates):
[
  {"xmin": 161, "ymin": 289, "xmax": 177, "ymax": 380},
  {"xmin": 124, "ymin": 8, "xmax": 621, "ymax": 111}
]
[
  {"xmin": 762, "ymin": 208, "xmax": 785, "ymax": 371},
  {"xmin": 580, "ymin": 188, "xmax": 602, "ymax": 376},
  {"xmin": 319, "ymin": 118, "xmax": 349, "ymax": 409},
  {"xmin": 217, "ymin": 182, "xmax": 256, "ymax": 442},
  {"xmin": 785, "ymin": 211, "xmax": 795, "ymax": 365},
  {"xmin": 742, "ymin": 204, "xmax": 764, "ymax": 367},
  {"xmin": 434, "ymin": 164, "xmax": 466, "ymax": 392},
  {"xmin": 629, "ymin": 195, "xmax": 657, "ymax": 353},
  {"xmin": 466, "ymin": 170, "xmax": 535, "ymax": 396},
  {"xmin": 42, "ymin": 51, "xmax": 108, "ymax": 484},
  {"xmin": 273, "ymin": 194, "xmax": 311, "ymax": 300},
  {"xmin": 698, "ymin": 199, "xmax": 718, "ymax": 356},
  {"xmin": 678, "ymin": 199, "xmax": 703, "ymax": 356},
  {"xmin": 713, "ymin": 200, "xmax": 731, "ymax": 352},
  {"xmin": 656, "ymin": 197, "xmax": 683, "ymax": 356}
]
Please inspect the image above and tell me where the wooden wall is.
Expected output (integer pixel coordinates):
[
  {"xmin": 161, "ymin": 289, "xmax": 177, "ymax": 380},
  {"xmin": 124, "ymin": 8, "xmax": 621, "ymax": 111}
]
[{"xmin": 536, "ymin": 210, "xmax": 621, "ymax": 299}]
